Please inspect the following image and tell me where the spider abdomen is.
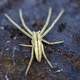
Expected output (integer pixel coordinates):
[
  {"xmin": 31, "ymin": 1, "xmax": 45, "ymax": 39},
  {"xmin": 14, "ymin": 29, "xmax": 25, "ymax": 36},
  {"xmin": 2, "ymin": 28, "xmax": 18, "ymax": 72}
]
[
  {"xmin": 32, "ymin": 31, "xmax": 42, "ymax": 62},
  {"xmin": 35, "ymin": 40, "xmax": 42, "ymax": 62}
]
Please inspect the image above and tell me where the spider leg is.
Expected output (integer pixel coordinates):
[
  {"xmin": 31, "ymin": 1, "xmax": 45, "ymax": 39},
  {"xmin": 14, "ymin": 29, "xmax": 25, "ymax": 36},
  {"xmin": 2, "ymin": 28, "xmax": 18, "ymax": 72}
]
[
  {"xmin": 25, "ymin": 47, "xmax": 34, "ymax": 75},
  {"xmin": 41, "ymin": 43, "xmax": 53, "ymax": 68},
  {"xmin": 19, "ymin": 9, "xmax": 32, "ymax": 35},
  {"xmin": 42, "ymin": 39, "xmax": 64, "ymax": 45},
  {"xmin": 19, "ymin": 44, "xmax": 32, "ymax": 47},
  {"xmin": 4, "ymin": 14, "xmax": 32, "ymax": 38},
  {"xmin": 42, "ymin": 9, "xmax": 64, "ymax": 37},
  {"xmin": 41, "ymin": 7, "xmax": 52, "ymax": 34}
]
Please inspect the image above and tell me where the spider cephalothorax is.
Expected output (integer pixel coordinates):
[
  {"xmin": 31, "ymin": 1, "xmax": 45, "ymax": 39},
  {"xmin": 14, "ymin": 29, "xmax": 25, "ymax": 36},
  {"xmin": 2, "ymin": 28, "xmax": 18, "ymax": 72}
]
[{"xmin": 5, "ymin": 7, "xmax": 64, "ymax": 75}]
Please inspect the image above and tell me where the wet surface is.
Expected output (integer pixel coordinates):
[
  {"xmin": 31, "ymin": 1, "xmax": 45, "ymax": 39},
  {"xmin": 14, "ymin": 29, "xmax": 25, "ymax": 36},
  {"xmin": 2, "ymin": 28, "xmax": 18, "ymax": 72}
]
[{"xmin": 0, "ymin": 0, "xmax": 80, "ymax": 80}]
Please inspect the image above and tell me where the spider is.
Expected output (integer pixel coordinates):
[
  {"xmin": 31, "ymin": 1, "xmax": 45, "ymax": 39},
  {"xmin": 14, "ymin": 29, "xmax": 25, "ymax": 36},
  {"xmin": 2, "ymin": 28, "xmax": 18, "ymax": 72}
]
[{"xmin": 4, "ymin": 7, "xmax": 64, "ymax": 75}]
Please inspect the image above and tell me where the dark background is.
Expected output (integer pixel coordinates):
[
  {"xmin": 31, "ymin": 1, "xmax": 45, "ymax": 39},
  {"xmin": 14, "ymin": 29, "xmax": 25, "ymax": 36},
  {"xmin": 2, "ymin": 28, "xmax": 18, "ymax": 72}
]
[{"xmin": 0, "ymin": 0, "xmax": 80, "ymax": 80}]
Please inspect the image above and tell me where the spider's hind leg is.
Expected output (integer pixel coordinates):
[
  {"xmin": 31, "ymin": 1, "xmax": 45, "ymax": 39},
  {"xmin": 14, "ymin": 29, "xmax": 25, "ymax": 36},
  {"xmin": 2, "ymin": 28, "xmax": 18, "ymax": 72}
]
[
  {"xmin": 43, "ymin": 39, "xmax": 64, "ymax": 45},
  {"xmin": 41, "ymin": 43, "xmax": 53, "ymax": 68},
  {"xmin": 19, "ymin": 44, "xmax": 33, "ymax": 75},
  {"xmin": 25, "ymin": 48, "xmax": 34, "ymax": 75}
]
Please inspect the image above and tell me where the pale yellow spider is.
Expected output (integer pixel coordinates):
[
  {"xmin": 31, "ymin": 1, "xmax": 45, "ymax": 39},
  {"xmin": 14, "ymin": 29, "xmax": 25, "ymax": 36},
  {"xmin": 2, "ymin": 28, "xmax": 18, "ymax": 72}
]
[{"xmin": 4, "ymin": 7, "xmax": 64, "ymax": 75}]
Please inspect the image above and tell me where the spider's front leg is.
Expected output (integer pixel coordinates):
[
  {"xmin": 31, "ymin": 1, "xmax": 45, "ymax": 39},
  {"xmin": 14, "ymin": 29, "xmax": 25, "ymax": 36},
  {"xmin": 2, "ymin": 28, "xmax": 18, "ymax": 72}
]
[
  {"xmin": 42, "ymin": 39, "xmax": 64, "ymax": 45},
  {"xmin": 19, "ymin": 44, "xmax": 32, "ymax": 47}
]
